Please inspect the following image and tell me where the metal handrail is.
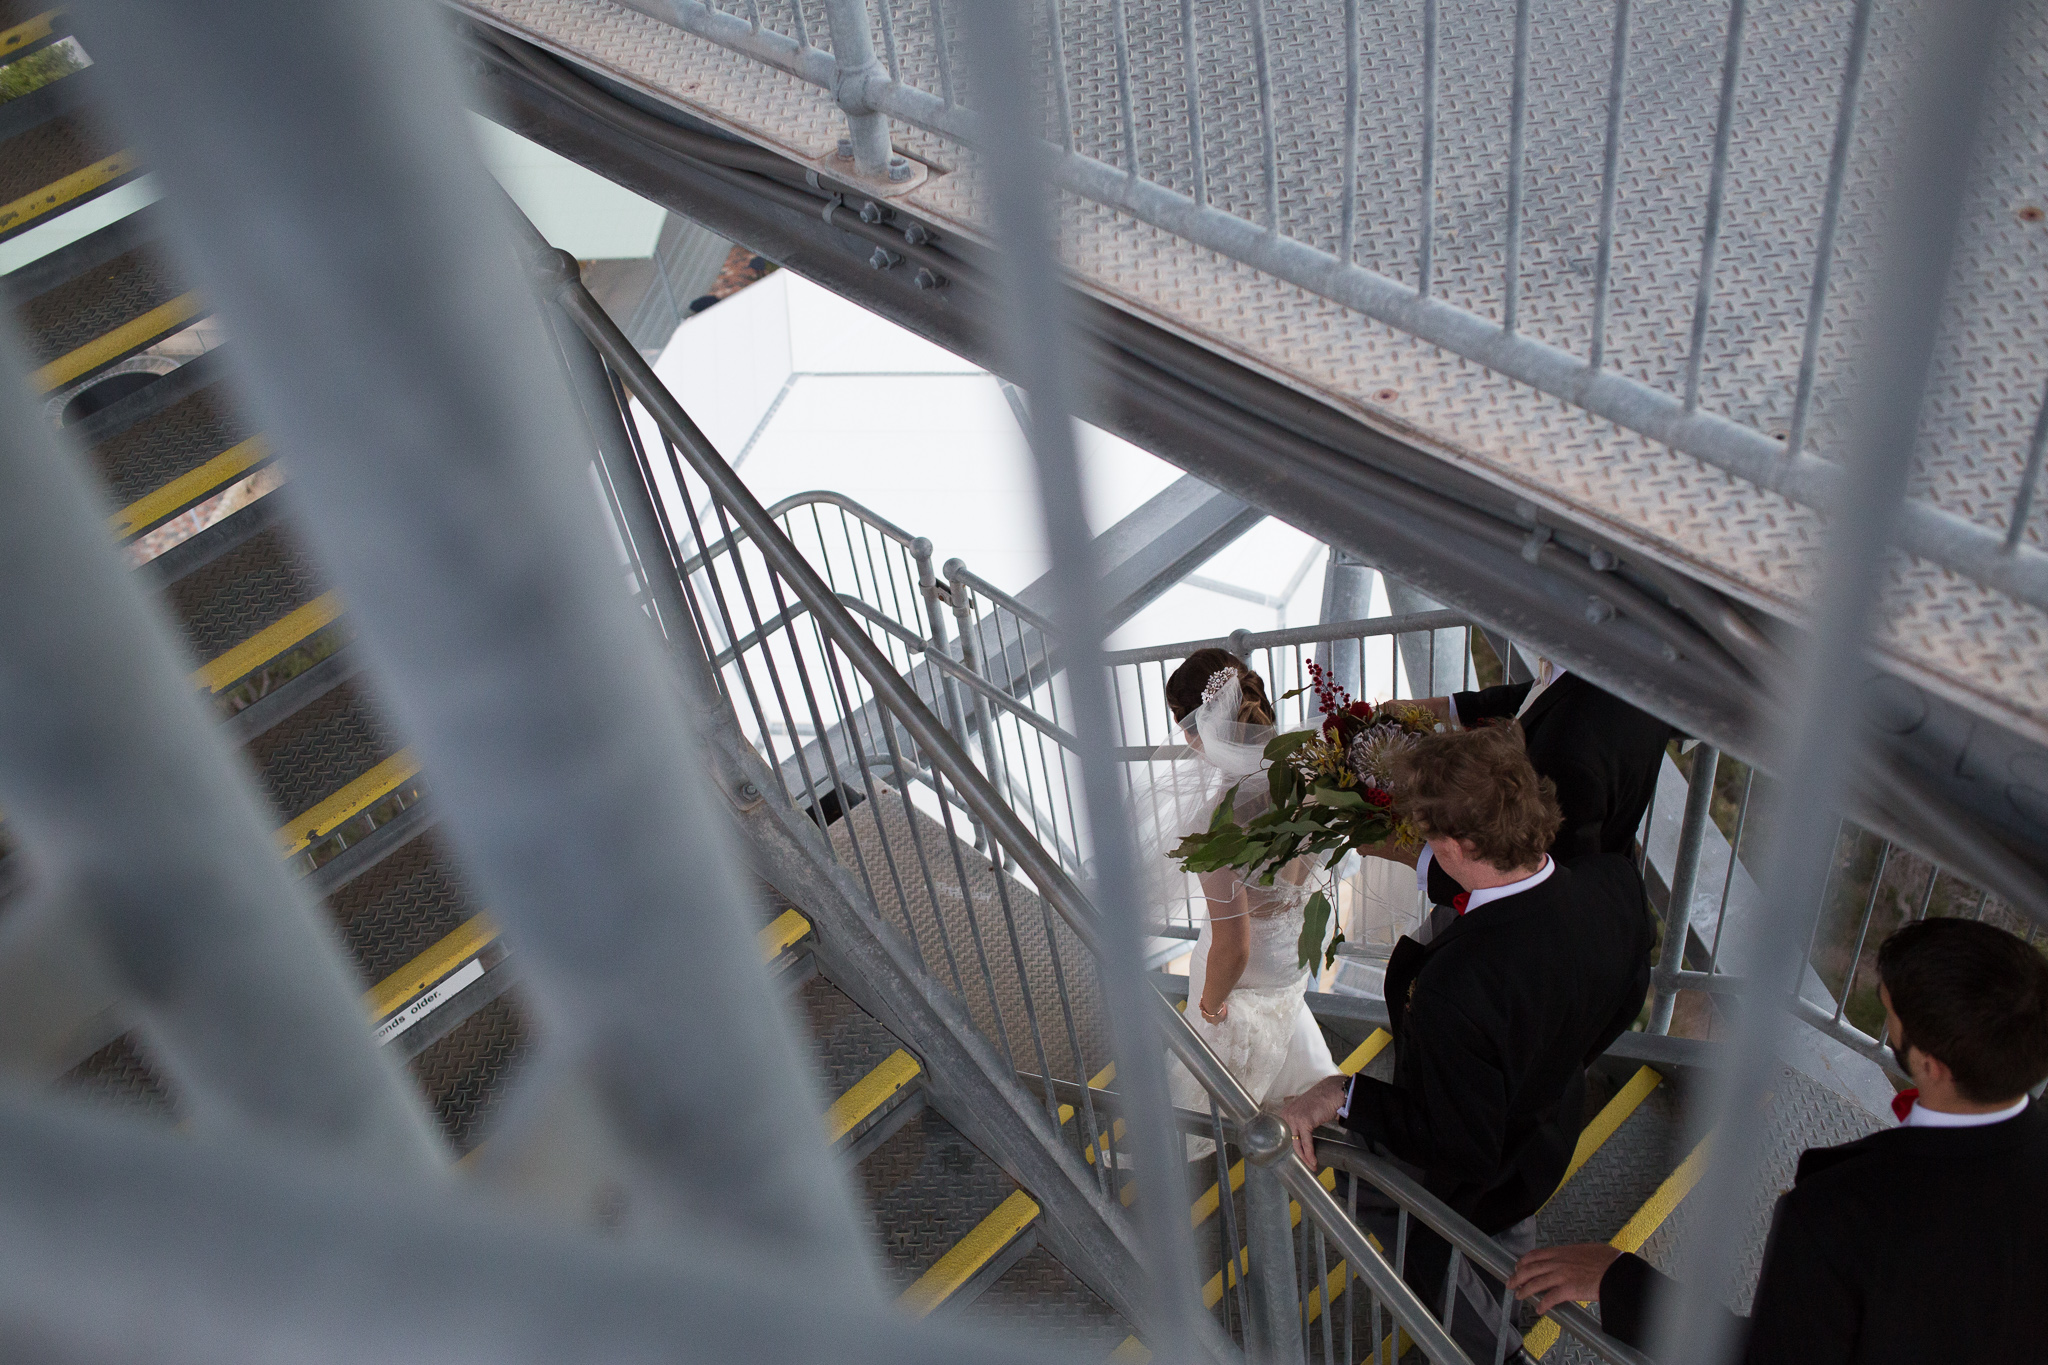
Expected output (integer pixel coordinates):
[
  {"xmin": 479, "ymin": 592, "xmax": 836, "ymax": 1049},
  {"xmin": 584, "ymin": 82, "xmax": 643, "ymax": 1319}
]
[
  {"xmin": 1316, "ymin": 1142, "xmax": 1656, "ymax": 1365},
  {"xmin": 547, "ymin": 264, "xmax": 1478, "ymax": 1362}
]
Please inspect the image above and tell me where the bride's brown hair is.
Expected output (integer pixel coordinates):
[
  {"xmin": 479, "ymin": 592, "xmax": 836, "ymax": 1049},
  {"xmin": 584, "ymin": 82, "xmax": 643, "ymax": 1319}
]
[{"xmin": 1165, "ymin": 647, "xmax": 1276, "ymax": 727}]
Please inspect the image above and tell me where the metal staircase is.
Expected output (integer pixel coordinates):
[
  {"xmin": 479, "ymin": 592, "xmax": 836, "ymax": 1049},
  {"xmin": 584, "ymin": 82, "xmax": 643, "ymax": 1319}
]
[{"xmin": 1, "ymin": 3, "xmax": 2041, "ymax": 1362}]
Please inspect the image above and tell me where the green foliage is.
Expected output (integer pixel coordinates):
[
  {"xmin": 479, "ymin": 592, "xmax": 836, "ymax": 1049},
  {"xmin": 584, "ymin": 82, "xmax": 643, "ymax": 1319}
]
[
  {"xmin": 1299, "ymin": 890, "xmax": 1345, "ymax": 975},
  {"xmin": 0, "ymin": 40, "xmax": 87, "ymax": 104}
]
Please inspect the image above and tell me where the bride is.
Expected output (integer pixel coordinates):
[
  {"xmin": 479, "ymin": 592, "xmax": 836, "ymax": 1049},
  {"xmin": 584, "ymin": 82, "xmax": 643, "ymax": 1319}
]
[{"xmin": 1143, "ymin": 648, "xmax": 1342, "ymax": 1149}]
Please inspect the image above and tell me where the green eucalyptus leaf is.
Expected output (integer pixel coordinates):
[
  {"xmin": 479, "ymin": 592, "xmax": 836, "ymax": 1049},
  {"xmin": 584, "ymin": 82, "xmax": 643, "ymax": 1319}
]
[{"xmin": 1297, "ymin": 890, "xmax": 1334, "ymax": 975}]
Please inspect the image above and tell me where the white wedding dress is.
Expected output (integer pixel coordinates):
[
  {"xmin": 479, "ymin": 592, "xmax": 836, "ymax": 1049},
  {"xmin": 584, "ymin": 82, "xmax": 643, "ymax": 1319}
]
[{"xmin": 1134, "ymin": 671, "xmax": 1341, "ymax": 1153}]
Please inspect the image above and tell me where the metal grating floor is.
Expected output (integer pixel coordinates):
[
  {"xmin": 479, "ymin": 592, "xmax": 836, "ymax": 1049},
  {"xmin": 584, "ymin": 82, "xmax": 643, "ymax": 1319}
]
[{"xmin": 466, "ymin": 0, "xmax": 2048, "ymax": 748}]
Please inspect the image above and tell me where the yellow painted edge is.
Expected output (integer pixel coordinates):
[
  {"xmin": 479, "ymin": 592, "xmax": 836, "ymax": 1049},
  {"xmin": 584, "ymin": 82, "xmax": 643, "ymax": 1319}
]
[
  {"xmin": 193, "ymin": 591, "xmax": 342, "ymax": 693},
  {"xmin": 1525, "ymin": 1134, "xmax": 1712, "ymax": 1358},
  {"xmin": 1108, "ymin": 1337, "xmax": 1150, "ymax": 1363},
  {"xmin": 1198, "ymin": 1177, "xmax": 1333, "ymax": 1310},
  {"xmin": 111, "ymin": 436, "xmax": 269, "ymax": 538},
  {"xmin": 897, "ymin": 1188, "xmax": 1038, "ymax": 1318},
  {"xmin": 1556, "ymin": 1065, "xmax": 1661, "ymax": 1194},
  {"xmin": 1090, "ymin": 1061, "xmax": 1116, "ymax": 1088},
  {"xmin": 1081, "ymin": 1117, "xmax": 1126, "ymax": 1166},
  {"xmin": 1303, "ymin": 1258, "xmax": 1350, "ymax": 1326},
  {"xmin": 31, "ymin": 284, "xmax": 197, "ymax": 392},
  {"xmin": 757, "ymin": 908, "xmax": 811, "ymax": 963},
  {"xmin": 274, "ymin": 749, "xmax": 419, "ymax": 857},
  {"xmin": 824, "ymin": 1049, "xmax": 921, "ymax": 1145},
  {"xmin": 1190, "ymin": 1159, "xmax": 1246, "ymax": 1228},
  {"xmin": 363, "ymin": 914, "xmax": 499, "ymax": 1022},
  {"xmin": 0, "ymin": 147, "xmax": 135, "ymax": 243},
  {"xmin": 1339, "ymin": 1028, "xmax": 1393, "ymax": 1076},
  {"xmin": 0, "ymin": 9, "xmax": 59, "ymax": 55}
]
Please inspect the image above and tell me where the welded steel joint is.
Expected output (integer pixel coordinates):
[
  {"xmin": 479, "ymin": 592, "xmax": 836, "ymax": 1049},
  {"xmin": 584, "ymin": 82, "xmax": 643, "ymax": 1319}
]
[
  {"xmin": 1242, "ymin": 1110, "xmax": 1291, "ymax": 1166},
  {"xmin": 820, "ymin": 0, "xmax": 911, "ymax": 184}
]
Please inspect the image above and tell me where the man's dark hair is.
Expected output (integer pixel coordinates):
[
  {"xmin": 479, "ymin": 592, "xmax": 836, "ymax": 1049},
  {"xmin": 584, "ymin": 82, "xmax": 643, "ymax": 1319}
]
[
  {"xmin": 1391, "ymin": 723, "xmax": 1562, "ymax": 871},
  {"xmin": 1877, "ymin": 917, "xmax": 2048, "ymax": 1103}
]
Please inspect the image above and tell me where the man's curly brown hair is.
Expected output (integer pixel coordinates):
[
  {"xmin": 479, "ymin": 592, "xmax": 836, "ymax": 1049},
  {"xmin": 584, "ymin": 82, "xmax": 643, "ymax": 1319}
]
[{"xmin": 1391, "ymin": 723, "xmax": 1561, "ymax": 870}]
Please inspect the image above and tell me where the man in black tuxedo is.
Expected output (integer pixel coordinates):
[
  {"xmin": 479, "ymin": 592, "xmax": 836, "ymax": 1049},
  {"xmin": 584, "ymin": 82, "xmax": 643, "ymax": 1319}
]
[
  {"xmin": 1508, "ymin": 916, "xmax": 2048, "ymax": 1363},
  {"xmin": 1413, "ymin": 663, "xmax": 1675, "ymax": 907},
  {"xmin": 1279, "ymin": 725, "xmax": 1654, "ymax": 1361}
]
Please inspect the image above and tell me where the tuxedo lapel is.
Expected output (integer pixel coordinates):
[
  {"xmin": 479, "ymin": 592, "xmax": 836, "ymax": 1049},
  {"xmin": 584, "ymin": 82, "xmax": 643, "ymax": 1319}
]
[
  {"xmin": 1513, "ymin": 671, "xmax": 1578, "ymax": 736},
  {"xmin": 1382, "ymin": 934, "xmax": 1429, "ymax": 1038}
]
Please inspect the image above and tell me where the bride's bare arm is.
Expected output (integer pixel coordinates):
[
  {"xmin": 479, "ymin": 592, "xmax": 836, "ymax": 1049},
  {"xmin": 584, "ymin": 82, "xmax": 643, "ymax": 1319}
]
[{"xmin": 1197, "ymin": 871, "xmax": 1251, "ymax": 1021}]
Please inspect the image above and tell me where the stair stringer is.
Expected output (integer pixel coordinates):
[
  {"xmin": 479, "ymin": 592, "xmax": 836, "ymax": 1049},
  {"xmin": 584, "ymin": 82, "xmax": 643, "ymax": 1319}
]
[{"xmin": 692, "ymin": 698, "xmax": 1156, "ymax": 1335}]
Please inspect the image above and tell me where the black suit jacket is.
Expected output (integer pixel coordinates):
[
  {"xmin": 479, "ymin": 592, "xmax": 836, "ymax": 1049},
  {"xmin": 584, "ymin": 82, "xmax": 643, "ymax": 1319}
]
[
  {"xmin": 1599, "ymin": 1101, "xmax": 2048, "ymax": 1364},
  {"xmin": 1453, "ymin": 673, "xmax": 1676, "ymax": 861},
  {"xmin": 1340, "ymin": 855, "xmax": 1654, "ymax": 1234}
]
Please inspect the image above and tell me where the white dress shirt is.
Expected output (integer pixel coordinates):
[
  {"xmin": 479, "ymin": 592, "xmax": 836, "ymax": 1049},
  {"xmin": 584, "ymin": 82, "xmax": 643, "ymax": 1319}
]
[{"xmin": 1903, "ymin": 1095, "xmax": 2028, "ymax": 1128}]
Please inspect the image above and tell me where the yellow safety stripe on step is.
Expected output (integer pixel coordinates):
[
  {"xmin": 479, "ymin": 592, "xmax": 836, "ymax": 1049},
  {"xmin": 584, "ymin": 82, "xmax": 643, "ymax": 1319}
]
[
  {"xmin": 1186, "ymin": 1029, "xmax": 1392, "ymax": 1230},
  {"xmin": 1053, "ymin": 1060, "xmax": 1119, "ymax": 1126},
  {"xmin": 30, "ymin": 284, "xmax": 197, "ymax": 392},
  {"xmin": 111, "ymin": 436, "xmax": 269, "ymax": 539},
  {"xmin": 274, "ymin": 749, "xmax": 420, "ymax": 857},
  {"xmin": 1107, "ymin": 1338, "xmax": 1149, "ymax": 1363},
  {"xmin": 0, "ymin": 9, "xmax": 59, "ymax": 57},
  {"xmin": 1197, "ymin": 1168, "xmax": 1337, "ymax": 1309},
  {"xmin": 757, "ymin": 908, "xmax": 811, "ymax": 963},
  {"xmin": 1524, "ymin": 1135, "xmax": 1712, "ymax": 1358},
  {"xmin": 1553, "ymin": 1065, "xmax": 1662, "ymax": 1197},
  {"xmin": 362, "ymin": 914, "xmax": 500, "ymax": 1023},
  {"xmin": 897, "ymin": 1188, "xmax": 1039, "ymax": 1318},
  {"xmin": 192, "ymin": 591, "xmax": 342, "ymax": 693},
  {"xmin": 1, "ymin": 147, "xmax": 137, "ymax": 243},
  {"xmin": 824, "ymin": 1049, "xmax": 921, "ymax": 1146},
  {"xmin": 1339, "ymin": 1029, "xmax": 1393, "ymax": 1076}
]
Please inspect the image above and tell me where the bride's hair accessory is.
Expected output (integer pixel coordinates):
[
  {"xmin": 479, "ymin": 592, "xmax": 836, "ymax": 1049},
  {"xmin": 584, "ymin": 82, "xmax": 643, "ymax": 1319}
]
[{"xmin": 1200, "ymin": 666, "xmax": 1238, "ymax": 707}]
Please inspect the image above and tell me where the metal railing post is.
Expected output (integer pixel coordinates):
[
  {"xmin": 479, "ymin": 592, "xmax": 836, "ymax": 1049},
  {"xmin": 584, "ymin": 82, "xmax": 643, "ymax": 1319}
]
[
  {"xmin": 820, "ymin": 0, "xmax": 909, "ymax": 182},
  {"xmin": 1243, "ymin": 1157, "xmax": 1308, "ymax": 1365},
  {"xmin": 915, "ymin": 538, "xmax": 986, "ymax": 848},
  {"xmin": 1649, "ymin": 745, "xmax": 1718, "ymax": 1035}
]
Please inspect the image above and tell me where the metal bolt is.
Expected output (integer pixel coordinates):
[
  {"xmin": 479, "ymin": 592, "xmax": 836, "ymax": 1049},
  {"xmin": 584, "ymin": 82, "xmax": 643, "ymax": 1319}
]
[
  {"xmin": 913, "ymin": 267, "xmax": 941, "ymax": 290},
  {"xmin": 858, "ymin": 200, "xmax": 885, "ymax": 225},
  {"xmin": 1242, "ymin": 1111, "xmax": 1291, "ymax": 1166},
  {"xmin": 1588, "ymin": 547, "xmax": 1617, "ymax": 571},
  {"xmin": 887, "ymin": 155, "xmax": 913, "ymax": 183},
  {"xmin": 834, "ymin": 137, "xmax": 853, "ymax": 161},
  {"xmin": 1521, "ymin": 524, "xmax": 1552, "ymax": 564},
  {"xmin": 1584, "ymin": 596, "xmax": 1616, "ymax": 624},
  {"xmin": 869, "ymin": 247, "xmax": 901, "ymax": 270},
  {"xmin": 1513, "ymin": 499, "xmax": 1539, "ymax": 524},
  {"xmin": 738, "ymin": 781, "xmax": 762, "ymax": 802},
  {"xmin": 903, "ymin": 222, "xmax": 931, "ymax": 247}
]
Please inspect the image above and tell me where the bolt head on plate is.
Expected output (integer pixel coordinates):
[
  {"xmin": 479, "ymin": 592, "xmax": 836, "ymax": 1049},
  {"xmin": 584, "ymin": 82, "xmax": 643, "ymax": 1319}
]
[
  {"xmin": 887, "ymin": 155, "xmax": 914, "ymax": 183},
  {"xmin": 835, "ymin": 138, "xmax": 853, "ymax": 161}
]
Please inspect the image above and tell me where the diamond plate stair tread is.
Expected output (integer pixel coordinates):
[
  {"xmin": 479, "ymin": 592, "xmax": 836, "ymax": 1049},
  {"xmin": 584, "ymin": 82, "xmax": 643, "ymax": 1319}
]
[
  {"xmin": 1534, "ymin": 1080, "xmax": 1684, "ymax": 1250},
  {"xmin": 162, "ymin": 521, "xmax": 323, "ymax": 662},
  {"xmin": 244, "ymin": 678, "xmax": 398, "ymax": 820},
  {"xmin": 57, "ymin": 1031, "xmax": 177, "ymax": 1122},
  {"xmin": 409, "ymin": 990, "xmax": 534, "ymax": 1155},
  {"xmin": 16, "ymin": 242, "xmax": 183, "ymax": 364},
  {"xmin": 325, "ymin": 829, "xmax": 479, "ymax": 987},
  {"xmin": 828, "ymin": 788, "xmax": 1109, "ymax": 1088},
  {"xmin": 796, "ymin": 972, "xmax": 907, "ymax": 1098},
  {"xmin": 86, "ymin": 376, "xmax": 250, "ymax": 509},
  {"xmin": 857, "ymin": 1105, "xmax": 1019, "ymax": 1291},
  {"xmin": 1637, "ymin": 1061, "xmax": 1885, "ymax": 1316},
  {"xmin": 473, "ymin": 0, "xmax": 2048, "ymax": 744},
  {"xmin": 0, "ymin": 111, "xmax": 111, "ymax": 207},
  {"xmin": 964, "ymin": 1244, "xmax": 1132, "ymax": 1352}
]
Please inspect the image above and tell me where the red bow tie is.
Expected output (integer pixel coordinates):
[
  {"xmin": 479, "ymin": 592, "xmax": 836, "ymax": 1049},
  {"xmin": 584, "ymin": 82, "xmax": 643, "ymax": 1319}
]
[
  {"xmin": 1451, "ymin": 892, "xmax": 1471, "ymax": 915},
  {"xmin": 1891, "ymin": 1088, "xmax": 1919, "ymax": 1123}
]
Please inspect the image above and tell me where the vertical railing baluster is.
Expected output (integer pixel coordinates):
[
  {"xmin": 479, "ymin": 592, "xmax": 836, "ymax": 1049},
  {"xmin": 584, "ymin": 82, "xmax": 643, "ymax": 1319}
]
[
  {"xmin": 786, "ymin": 0, "xmax": 810, "ymax": 48},
  {"xmin": 1180, "ymin": 0, "xmax": 1207, "ymax": 206},
  {"xmin": 1249, "ymin": 0, "xmax": 1280, "ymax": 231},
  {"xmin": 1707, "ymin": 764, "xmax": 1754, "ymax": 970},
  {"xmin": 1113, "ymin": 0, "xmax": 1138, "ymax": 177},
  {"xmin": 1045, "ymin": 0, "xmax": 1076, "ymax": 153},
  {"xmin": 876, "ymin": 0, "xmax": 900, "ymax": 80},
  {"xmin": 929, "ymin": 0, "xmax": 955, "ymax": 105},
  {"xmin": 1502, "ymin": 0, "xmax": 1533, "ymax": 333},
  {"xmin": 1832, "ymin": 841, "xmax": 1892, "ymax": 1023},
  {"xmin": 1340, "ymin": 0, "xmax": 1360, "ymax": 266},
  {"xmin": 1417, "ymin": 0, "xmax": 1440, "ymax": 294},
  {"xmin": 1783, "ymin": 0, "xmax": 1874, "ymax": 464},
  {"xmin": 1588, "ymin": 0, "xmax": 1632, "ymax": 370},
  {"xmin": 1681, "ymin": 0, "xmax": 1749, "ymax": 413},
  {"xmin": 2004, "ymin": 377, "xmax": 2048, "ymax": 552}
]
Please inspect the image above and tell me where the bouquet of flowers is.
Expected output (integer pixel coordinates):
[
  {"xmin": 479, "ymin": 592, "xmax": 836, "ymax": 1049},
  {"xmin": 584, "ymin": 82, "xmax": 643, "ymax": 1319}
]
[{"xmin": 1170, "ymin": 661, "xmax": 1438, "ymax": 972}]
